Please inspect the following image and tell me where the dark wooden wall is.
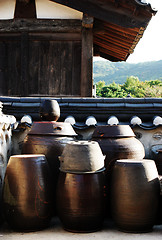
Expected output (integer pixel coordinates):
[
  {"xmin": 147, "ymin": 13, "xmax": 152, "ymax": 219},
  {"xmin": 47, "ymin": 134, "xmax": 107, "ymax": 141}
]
[{"xmin": 0, "ymin": 31, "xmax": 81, "ymax": 96}]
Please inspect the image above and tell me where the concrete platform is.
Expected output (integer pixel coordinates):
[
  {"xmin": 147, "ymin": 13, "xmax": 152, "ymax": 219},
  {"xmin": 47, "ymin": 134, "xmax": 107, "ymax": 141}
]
[{"xmin": 1, "ymin": 217, "xmax": 162, "ymax": 240}]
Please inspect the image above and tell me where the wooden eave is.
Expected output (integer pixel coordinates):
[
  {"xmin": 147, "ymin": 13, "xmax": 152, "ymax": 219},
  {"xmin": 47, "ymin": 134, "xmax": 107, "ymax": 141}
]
[
  {"xmin": 50, "ymin": 0, "xmax": 157, "ymax": 61},
  {"xmin": 93, "ymin": 19, "xmax": 146, "ymax": 61}
]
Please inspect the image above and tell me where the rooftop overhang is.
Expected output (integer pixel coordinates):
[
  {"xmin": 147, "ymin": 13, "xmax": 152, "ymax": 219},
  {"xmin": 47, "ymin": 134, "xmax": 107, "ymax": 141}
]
[{"xmin": 50, "ymin": 0, "xmax": 157, "ymax": 61}]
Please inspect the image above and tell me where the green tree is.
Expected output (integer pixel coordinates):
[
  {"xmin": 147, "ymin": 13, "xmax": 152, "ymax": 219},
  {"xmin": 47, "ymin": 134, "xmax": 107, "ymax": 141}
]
[
  {"xmin": 101, "ymin": 82, "xmax": 127, "ymax": 98},
  {"xmin": 96, "ymin": 81, "xmax": 105, "ymax": 97},
  {"xmin": 145, "ymin": 79, "xmax": 162, "ymax": 87},
  {"xmin": 95, "ymin": 76, "xmax": 162, "ymax": 98},
  {"xmin": 122, "ymin": 76, "xmax": 146, "ymax": 97}
]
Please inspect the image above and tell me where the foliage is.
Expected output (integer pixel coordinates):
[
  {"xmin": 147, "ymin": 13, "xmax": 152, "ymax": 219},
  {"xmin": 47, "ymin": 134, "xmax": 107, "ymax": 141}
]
[{"xmin": 95, "ymin": 76, "xmax": 162, "ymax": 98}]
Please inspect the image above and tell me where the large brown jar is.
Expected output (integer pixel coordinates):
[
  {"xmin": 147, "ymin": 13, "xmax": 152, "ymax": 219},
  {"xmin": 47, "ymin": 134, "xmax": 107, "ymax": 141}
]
[
  {"xmin": 111, "ymin": 159, "xmax": 160, "ymax": 233},
  {"xmin": 57, "ymin": 140, "xmax": 105, "ymax": 232},
  {"xmin": 92, "ymin": 125, "xmax": 145, "ymax": 216},
  {"xmin": 2, "ymin": 154, "xmax": 53, "ymax": 231},
  {"xmin": 92, "ymin": 125, "xmax": 145, "ymax": 175},
  {"xmin": 57, "ymin": 169, "xmax": 105, "ymax": 233},
  {"xmin": 0, "ymin": 164, "xmax": 3, "ymax": 225},
  {"xmin": 154, "ymin": 149, "xmax": 162, "ymax": 175},
  {"xmin": 22, "ymin": 121, "xmax": 77, "ymax": 210}
]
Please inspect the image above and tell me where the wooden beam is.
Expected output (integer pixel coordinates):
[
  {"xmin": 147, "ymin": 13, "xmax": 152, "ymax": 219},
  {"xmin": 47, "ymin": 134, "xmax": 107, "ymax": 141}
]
[
  {"xmin": 0, "ymin": 19, "xmax": 82, "ymax": 33},
  {"xmin": 50, "ymin": 0, "xmax": 154, "ymax": 28},
  {"xmin": 81, "ymin": 15, "xmax": 93, "ymax": 97},
  {"xmin": 14, "ymin": 0, "xmax": 36, "ymax": 18}
]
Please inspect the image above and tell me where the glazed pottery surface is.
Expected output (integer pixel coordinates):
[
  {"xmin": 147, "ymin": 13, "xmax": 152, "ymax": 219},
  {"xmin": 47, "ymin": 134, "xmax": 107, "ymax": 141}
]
[
  {"xmin": 3, "ymin": 154, "xmax": 53, "ymax": 231},
  {"xmin": 0, "ymin": 163, "xmax": 3, "ymax": 225},
  {"xmin": 111, "ymin": 159, "xmax": 160, "ymax": 233},
  {"xmin": 40, "ymin": 99, "xmax": 60, "ymax": 121},
  {"xmin": 154, "ymin": 149, "xmax": 162, "ymax": 175},
  {"xmin": 92, "ymin": 125, "xmax": 145, "ymax": 216},
  {"xmin": 27, "ymin": 121, "xmax": 77, "ymax": 136},
  {"xmin": 22, "ymin": 121, "xmax": 77, "ymax": 212},
  {"xmin": 92, "ymin": 125, "xmax": 135, "ymax": 138},
  {"xmin": 59, "ymin": 140, "xmax": 105, "ymax": 173},
  {"xmin": 92, "ymin": 125, "xmax": 145, "ymax": 174},
  {"xmin": 57, "ymin": 169, "xmax": 105, "ymax": 232},
  {"xmin": 157, "ymin": 175, "xmax": 162, "ymax": 224}
]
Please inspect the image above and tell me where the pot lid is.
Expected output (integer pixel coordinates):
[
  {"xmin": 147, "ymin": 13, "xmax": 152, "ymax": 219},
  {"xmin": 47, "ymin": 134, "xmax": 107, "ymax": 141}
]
[
  {"xmin": 59, "ymin": 140, "xmax": 105, "ymax": 173},
  {"xmin": 92, "ymin": 125, "xmax": 135, "ymax": 138},
  {"xmin": 28, "ymin": 121, "xmax": 77, "ymax": 136}
]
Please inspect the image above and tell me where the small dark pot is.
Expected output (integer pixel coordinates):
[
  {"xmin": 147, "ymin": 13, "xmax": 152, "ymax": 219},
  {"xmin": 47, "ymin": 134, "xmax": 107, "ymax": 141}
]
[
  {"xmin": 2, "ymin": 154, "xmax": 53, "ymax": 231},
  {"xmin": 111, "ymin": 159, "xmax": 160, "ymax": 233},
  {"xmin": 40, "ymin": 99, "xmax": 60, "ymax": 121},
  {"xmin": 57, "ymin": 169, "xmax": 105, "ymax": 233}
]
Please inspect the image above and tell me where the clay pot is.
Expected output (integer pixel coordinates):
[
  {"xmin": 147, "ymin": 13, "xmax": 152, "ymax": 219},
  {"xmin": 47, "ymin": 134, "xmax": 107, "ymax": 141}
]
[
  {"xmin": 22, "ymin": 122, "xmax": 77, "ymax": 213},
  {"xmin": 154, "ymin": 149, "xmax": 162, "ymax": 175},
  {"xmin": 0, "ymin": 163, "xmax": 3, "ymax": 225},
  {"xmin": 111, "ymin": 159, "xmax": 160, "ymax": 233},
  {"xmin": 92, "ymin": 125, "xmax": 145, "ymax": 216},
  {"xmin": 40, "ymin": 99, "xmax": 60, "ymax": 121},
  {"xmin": 2, "ymin": 154, "xmax": 53, "ymax": 231},
  {"xmin": 57, "ymin": 169, "xmax": 105, "ymax": 232},
  {"xmin": 157, "ymin": 175, "xmax": 162, "ymax": 224},
  {"xmin": 59, "ymin": 141, "xmax": 105, "ymax": 173},
  {"xmin": 22, "ymin": 122, "xmax": 77, "ymax": 178},
  {"xmin": 92, "ymin": 125, "xmax": 145, "ymax": 174},
  {"xmin": 22, "ymin": 122, "xmax": 77, "ymax": 179}
]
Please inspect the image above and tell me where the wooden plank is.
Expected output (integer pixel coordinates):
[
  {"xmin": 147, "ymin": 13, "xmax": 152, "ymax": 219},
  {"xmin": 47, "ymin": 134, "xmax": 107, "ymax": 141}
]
[
  {"xmin": 7, "ymin": 39, "xmax": 21, "ymax": 96},
  {"xmin": 72, "ymin": 42, "xmax": 81, "ymax": 96},
  {"xmin": 94, "ymin": 35, "xmax": 130, "ymax": 52},
  {"xmin": 51, "ymin": 42, "xmax": 61, "ymax": 95},
  {"xmin": 81, "ymin": 16, "xmax": 93, "ymax": 97},
  {"xmin": 0, "ymin": 19, "xmax": 82, "ymax": 33},
  {"xmin": 0, "ymin": 32, "xmax": 83, "ymax": 97},
  {"xmin": 65, "ymin": 42, "xmax": 73, "ymax": 95},
  {"xmin": 0, "ymin": 42, "xmax": 6, "ymax": 95},
  {"xmin": 29, "ymin": 33, "xmax": 81, "ymax": 41},
  {"xmin": 94, "ymin": 34, "xmax": 132, "ymax": 49},
  {"xmin": 37, "ymin": 41, "xmax": 50, "ymax": 95},
  {"xmin": 14, "ymin": 0, "xmax": 36, "ymax": 19},
  {"xmin": 46, "ymin": 41, "xmax": 61, "ymax": 96},
  {"xmin": 60, "ymin": 41, "xmax": 72, "ymax": 95},
  {"xmin": 28, "ymin": 40, "xmax": 39, "ymax": 95},
  {"xmin": 21, "ymin": 32, "xmax": 29, "ymax": 96}
]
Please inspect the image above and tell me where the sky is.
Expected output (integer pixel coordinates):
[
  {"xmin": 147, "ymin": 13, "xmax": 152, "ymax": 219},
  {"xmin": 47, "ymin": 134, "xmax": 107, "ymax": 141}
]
[
  {"xmin": 94, "ymin": 0, "xmax": 162, "ymax": 64},
  {"xmin": 127, "ymin": 0, "xmax": 162, "ymax": 63}
]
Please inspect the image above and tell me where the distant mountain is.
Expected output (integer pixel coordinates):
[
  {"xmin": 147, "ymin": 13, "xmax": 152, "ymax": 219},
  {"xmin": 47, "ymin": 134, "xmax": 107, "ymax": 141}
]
[{"xmin": 93, "ymin": 60, "xmax": 162, "ymax": 84}]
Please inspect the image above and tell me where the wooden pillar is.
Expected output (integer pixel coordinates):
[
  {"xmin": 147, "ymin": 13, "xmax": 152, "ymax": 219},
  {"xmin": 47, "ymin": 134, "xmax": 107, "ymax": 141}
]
[
  {"xmin": 21, "ymin": 32, "xmax": 29, "ymax": 96},
  {"xmin": 14, "ymin": 0, "xmax": 36, "ymax": 18},
  {"xmin": 81, "ymin": 14, "xmax": 93, "ymax": 97}
]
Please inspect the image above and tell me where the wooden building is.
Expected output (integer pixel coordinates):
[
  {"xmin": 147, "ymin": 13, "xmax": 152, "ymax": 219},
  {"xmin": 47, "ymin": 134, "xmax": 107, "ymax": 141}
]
[{"xmin": 0, "ymin": 0, "xmax": 156, "ymax": 97}]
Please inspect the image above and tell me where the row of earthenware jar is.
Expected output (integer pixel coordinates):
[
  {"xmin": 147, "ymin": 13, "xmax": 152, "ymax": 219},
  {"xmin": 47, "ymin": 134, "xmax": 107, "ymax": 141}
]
[
  {"xmin": 0, "ymin": 99, "xmax": 162, "ymax": 233},
  {"xmin": 1, "ymin": 150, "xmax": 160, "ymax": 233},
  {"xmin": 0, "ymin": 146, "xmax": 161, "ymax": 232}
]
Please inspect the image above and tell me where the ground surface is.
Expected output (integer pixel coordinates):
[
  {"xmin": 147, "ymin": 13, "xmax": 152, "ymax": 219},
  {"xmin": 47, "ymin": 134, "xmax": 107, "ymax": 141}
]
[{"xmin": 1, "ymin": 217, "xmax": 162, "ymax": 240}]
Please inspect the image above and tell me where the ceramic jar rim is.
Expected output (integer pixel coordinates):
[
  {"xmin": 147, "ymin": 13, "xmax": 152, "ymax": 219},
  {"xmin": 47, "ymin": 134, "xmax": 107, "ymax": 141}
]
[{"xmin": 59, "ymin": 167, "xmax": 106, "ymax": 174}]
